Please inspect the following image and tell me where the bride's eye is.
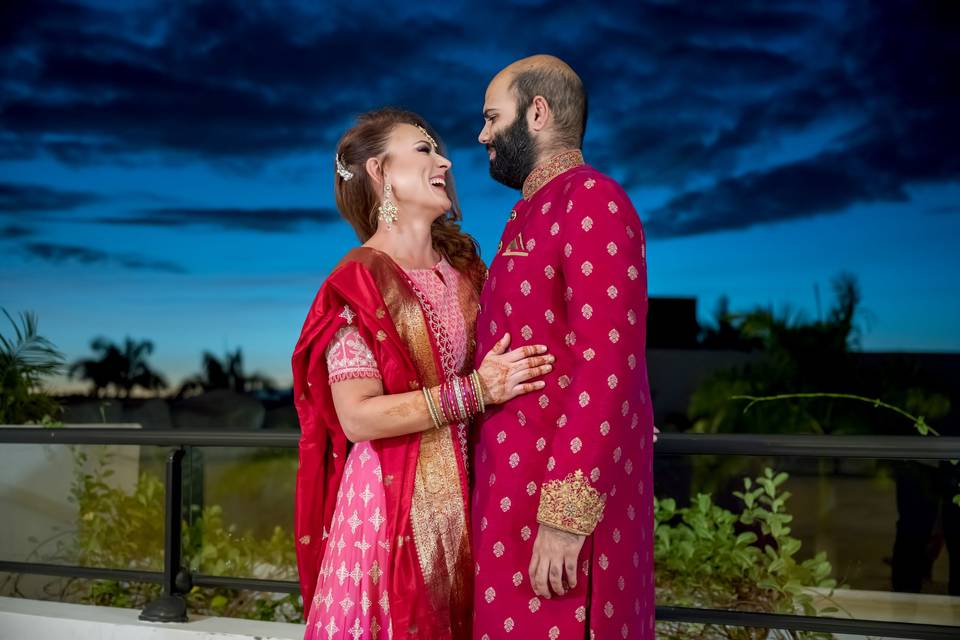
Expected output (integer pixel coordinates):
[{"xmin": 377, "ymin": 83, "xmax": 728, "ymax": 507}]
[{"xmin": 418, "ymin": 145, "xmax": 431, "ymax": 153}]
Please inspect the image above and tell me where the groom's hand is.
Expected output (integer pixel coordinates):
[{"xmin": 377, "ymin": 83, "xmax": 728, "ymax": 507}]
[{"xmin": 529, "ymin": 524, "xmax": 586, "ymax": 598}]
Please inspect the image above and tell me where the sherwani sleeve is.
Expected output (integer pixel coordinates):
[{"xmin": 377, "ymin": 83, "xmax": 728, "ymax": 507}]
[{"xmin": 536, "ymin": 179, "xmax": 648, "ymax": 536}]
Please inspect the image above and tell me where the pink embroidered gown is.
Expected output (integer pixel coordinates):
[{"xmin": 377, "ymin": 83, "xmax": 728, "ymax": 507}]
[{"xmin": 304, "ymin": 258, "xmax": 469, "ymax": 640}]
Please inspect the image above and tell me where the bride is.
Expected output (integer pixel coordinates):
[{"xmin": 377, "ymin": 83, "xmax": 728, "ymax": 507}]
[{"xmin": 293, "ymin": 108, "xmax": 553, "ymax": 639}]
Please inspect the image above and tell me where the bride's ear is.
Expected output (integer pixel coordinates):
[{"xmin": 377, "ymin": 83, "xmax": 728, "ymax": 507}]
[{"xmin": 366, "ymin": 157, "xmax": 383, "ymax": 190}]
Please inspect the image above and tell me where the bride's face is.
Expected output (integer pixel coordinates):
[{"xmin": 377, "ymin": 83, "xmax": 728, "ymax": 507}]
[{"xmin": 379, "ymin": 123, "xmax": 452, "ymax": 218}]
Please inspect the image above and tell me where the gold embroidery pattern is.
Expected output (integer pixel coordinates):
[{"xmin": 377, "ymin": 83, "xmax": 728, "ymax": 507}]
[
  {"xmin": 344, "ymin": 248, "xmax": 470, "ymax": 626},
  {"xmin": 536, "ymin": 469, "xmax": 605, "ymax": 535},
  {"xmin": 521, "ymin": 150, "xmax": 585, "ymax": 201},
  {"xmin": 410, "ymin": 425, "xmax": 471, "ymax": 626}
]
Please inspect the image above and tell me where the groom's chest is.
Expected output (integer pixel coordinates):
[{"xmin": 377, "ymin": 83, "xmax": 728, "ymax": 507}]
[{"xmin": 480, "ymin": 196, "xmax": 567, "ymax": 329}]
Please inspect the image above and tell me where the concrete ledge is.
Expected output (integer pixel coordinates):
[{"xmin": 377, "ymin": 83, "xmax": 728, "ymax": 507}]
[
  {"xmin": 808, "ymin": 587, "xmax": 960, "ymax": 626},
  {"xmin": 0, "ymin": 596, "xmax": 303, "ymax": 640}
]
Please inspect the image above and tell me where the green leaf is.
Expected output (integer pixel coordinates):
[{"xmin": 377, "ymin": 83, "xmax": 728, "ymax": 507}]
[{"xmin": 735, "ymin": 531, "xmax": 757, "ymax": 546}]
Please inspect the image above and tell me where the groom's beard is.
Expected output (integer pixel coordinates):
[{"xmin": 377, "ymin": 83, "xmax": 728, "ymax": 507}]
[{"xmin": 488, "ymin": 114, "xmax": 538, "ymax": 190}]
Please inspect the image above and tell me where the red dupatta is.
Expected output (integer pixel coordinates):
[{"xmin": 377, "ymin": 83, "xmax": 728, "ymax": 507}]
[{"xmin": 292, "ymin": 247, "xmax": 483, "ymax": 638}]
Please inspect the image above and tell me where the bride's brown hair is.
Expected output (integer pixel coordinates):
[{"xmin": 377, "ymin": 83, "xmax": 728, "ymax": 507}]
[{"xmin": 333, "ymin": 108, "xmax": 480, "ymax": 271}]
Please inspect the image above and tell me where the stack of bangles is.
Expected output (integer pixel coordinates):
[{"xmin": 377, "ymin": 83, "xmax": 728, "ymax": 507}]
[{"xmin": 422, "ymin": 370, "xmax": 486, "ymax": 429}]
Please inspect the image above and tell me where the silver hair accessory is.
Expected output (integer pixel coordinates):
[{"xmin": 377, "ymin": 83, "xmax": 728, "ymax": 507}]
[{"xmin": 335, "ymin": 154, "xmax": 354, "ymax": 181}]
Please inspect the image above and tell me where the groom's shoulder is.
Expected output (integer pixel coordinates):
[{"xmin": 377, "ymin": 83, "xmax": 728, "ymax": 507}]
[{"xmin": 566, "ymin": 164, "xmax": 631, "ymax": 202}]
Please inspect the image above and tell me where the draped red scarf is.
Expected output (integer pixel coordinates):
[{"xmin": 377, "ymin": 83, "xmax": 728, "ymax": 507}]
[{"xmin": 292, "ymin": 247, "xmax": 483, "ymax": 638}]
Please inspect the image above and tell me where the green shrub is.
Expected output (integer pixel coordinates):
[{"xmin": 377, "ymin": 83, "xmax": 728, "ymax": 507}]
[{"xmin": 655, "ymin": 468, "xmax": 841, "ymax": 639}]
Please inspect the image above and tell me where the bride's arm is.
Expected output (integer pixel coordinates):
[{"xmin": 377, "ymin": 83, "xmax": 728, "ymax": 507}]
[{"xmin": 332, "ymin": 333, "xmax": 553, "ymax": 443}]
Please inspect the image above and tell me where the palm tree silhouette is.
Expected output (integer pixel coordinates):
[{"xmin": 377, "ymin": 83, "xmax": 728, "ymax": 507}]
[
  {"xmin": 69, "ymin": 337, "xmax": 168, "ymax": 398},
  {"xmin": 177, "ymin": 348, "xmax": 275, "ymax": 398}
]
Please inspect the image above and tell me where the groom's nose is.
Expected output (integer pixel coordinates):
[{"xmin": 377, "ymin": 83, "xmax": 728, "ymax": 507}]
[{"xmin": 478, "ymin": 123, "xmax": 491, "ymax": 145}]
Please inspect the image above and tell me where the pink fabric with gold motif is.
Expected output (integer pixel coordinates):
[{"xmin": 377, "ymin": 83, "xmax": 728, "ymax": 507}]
[
  {"xmin": 324, "ymin": 259, "xmax": 466, "ymax": 386},
  {"xmin": 303, "ymin": 258, "xmax": 468, "ymax": 640},
  {"xmin": 472, "ymin": 159, "xmax": 656, "ymax": 639}
]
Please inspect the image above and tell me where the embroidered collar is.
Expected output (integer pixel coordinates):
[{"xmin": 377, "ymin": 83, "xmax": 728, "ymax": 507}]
[{"xmin": 521, "ymin": 149, "xmax": 585, "ymax": 200}]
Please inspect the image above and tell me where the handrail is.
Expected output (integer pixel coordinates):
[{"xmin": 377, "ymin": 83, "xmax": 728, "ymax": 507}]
[
  {"xmin": 1, "ymin": 427, "xmax": 957, "ymax": 636},
  {"xmin": 2, "ymin": 428, "xmax": 959, "ymax": 459}
]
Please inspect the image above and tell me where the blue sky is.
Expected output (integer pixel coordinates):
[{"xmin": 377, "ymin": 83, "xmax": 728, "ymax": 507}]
[{"xmin": 1, "ymin": 0, "xmax": 958, "ymax": 391}]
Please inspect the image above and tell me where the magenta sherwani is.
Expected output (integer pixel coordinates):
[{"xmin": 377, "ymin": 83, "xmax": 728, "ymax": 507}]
[{"xmin": 472, "ymin": 151, "xmax": 655, "ymax": 640}]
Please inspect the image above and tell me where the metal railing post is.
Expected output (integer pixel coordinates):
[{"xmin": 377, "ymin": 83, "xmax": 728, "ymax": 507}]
[{"xmin": 139, "ymin": 446, "xmax": 191, "ymax": 622}]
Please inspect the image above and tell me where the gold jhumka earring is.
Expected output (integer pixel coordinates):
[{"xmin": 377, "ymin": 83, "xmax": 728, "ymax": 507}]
[{"xmin": 378, "ymin": 183, "xmax": 399, "ymax": 229}]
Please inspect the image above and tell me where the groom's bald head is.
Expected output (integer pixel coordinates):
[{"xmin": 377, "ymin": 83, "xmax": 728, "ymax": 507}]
[{"xmin": 488, "ymin": 55, "xmax": 588, "ymax": 150}]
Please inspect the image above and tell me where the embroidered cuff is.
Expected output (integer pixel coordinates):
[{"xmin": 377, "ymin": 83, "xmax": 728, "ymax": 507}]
[
  {"xmin": 329, "ymin": 368, "xmax": 382, "ymax": 384},
  {"xmin": 326, "ymin": 325, "xmax": 381, "ymax": 384},
  {"xmin": 536, "ymin": 469, "xmax": 605, "ymax": 535}
]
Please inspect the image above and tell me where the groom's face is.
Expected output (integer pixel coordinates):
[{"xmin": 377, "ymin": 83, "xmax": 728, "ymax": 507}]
[{"xmin": 479, "ymin": 75, "xmax": 538, "ymax": 190}]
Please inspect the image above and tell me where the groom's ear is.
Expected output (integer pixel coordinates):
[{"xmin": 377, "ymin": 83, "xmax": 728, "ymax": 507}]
[
  {"xmin": 529, "ymin": 95, "xmax": 551, "ymax": 133},
  {"xmin": 365, "ymin": 157, "xmax": 383, "ymax": 188}
]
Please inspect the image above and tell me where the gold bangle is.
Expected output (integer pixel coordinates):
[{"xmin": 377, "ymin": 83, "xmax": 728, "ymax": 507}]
[
  {"xmin": 432, "ymin": 386, "xmax": 446, "ymax": 429},
  {"xmin": 472, "ymin": 370, "xmax": 486, "ymax": 413},
  {"xmin": 421, "ymin": 387, "xmax": 435, "ymax": 428},
  {"xmin": 469, "ymin": 370, "xmax": 483, "ymax": 415},
  {"xmin": 431, "ymin": 385, "xmax": 446, "ymax": 429},
  {"xmin": 422, "ymin": 386, "xmax": 442, "ymax": 429}
]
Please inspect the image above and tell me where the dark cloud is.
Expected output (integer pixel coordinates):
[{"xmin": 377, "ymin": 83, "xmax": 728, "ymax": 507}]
[
  {"xmin": 0, "ymin": 0, "xmax": 473, "ymax": 163},
  {"xmin": 1, "ymin": 224, "xmax": 33, "ymax": 239},
  {"xmin": 645, "ymin": 148, "xmax": 906, "ymax": 237},
  {"xmin": 0, "ymin": 181, "xmax": 100, "ymax": 213},
  {"xmin": 24, "ymin": 242, "xmax": 186, "ymax": 273},
  {"xmin": 643, "ymin": 1, "xmax": 960, "ymax": 237},
  {"xmin": 96, "ymin": 207, "xmax": 340, "ymax": 233},
  {"xmin": 1, "ymin": 0, "xmax": 957, "ymax": 237}
]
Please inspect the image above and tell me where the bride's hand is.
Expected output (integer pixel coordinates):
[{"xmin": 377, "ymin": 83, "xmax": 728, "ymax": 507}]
[{"xmin": 477, "ymin": 333, "xmax": 553, "ymax": 406}]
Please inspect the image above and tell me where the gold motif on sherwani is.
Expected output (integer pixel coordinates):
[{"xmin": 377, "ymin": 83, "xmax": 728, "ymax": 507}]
[
  {"xmin": 536, "ymin": 469, "xmax": 606, "ymax": 535},
  {"xmin": 521, "ymin": 149, "xmax": 585, "ymax": 200},
  {"xmin": 502, "ymin": 232, "xmax": 529, "ymax": 257},
  {"xmin": 537, "ymin": 469, "xmax": 604, "ymax": 536}
]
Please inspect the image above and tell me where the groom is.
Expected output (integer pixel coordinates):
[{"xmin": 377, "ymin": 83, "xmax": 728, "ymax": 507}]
[{"xmin": 471, "ymin": 55, "xmax": 655, "ymax": 639}]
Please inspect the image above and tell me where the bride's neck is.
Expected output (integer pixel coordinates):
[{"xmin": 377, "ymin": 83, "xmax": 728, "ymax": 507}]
[{"xmin": 365, "ymin": 218, "xmax": 440, "ymax": 269}]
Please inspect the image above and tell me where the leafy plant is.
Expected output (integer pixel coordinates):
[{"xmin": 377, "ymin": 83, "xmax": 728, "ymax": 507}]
[
  {"xmin": 6, "ymin": 446, "xmax": 302, "ymax": 622},
  {"xmin": 0, "ymin": 309, "xmax": 64, "ymax": 424},
  {"xmin": 655, "ymin": 468, "xmax": 842, "ymax": 640}
]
